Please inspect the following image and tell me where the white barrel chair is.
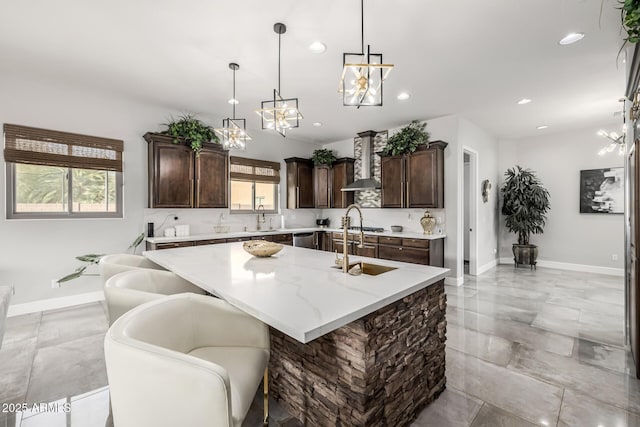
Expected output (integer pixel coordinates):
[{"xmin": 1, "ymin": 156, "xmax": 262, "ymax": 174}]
[
  {"xmin": 98, "ymin": 254, "xmax": 165, "ymax": 284},
  {"xmin": 104, "ymin": 293, "xmax": 270, "ymax": 427},
  {"xmin": 104, "ymin": 269, "xmax": 206, "ymax": 326}
]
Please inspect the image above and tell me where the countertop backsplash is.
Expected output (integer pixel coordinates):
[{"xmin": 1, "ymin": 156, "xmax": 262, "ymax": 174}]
[
  {"xmin": 321, "ymin": 208, "xmax": 446, "ymax": 235},
  {"xmin": 143, "ymin": 208, "xmax": 321, "ymax": 237},
  {"xmin": 143, "ymin": 207, "xmax": 446, "ymax": 237}
]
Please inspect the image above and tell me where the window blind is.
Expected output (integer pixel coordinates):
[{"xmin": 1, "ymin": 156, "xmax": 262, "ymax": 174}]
[
  {"xmin": 3, "ymin": 124, "xmax": 123, "ymax": 172},
  {"xmin": 230, "ymin": 156, "xmax": 280, "ymax": 183}
]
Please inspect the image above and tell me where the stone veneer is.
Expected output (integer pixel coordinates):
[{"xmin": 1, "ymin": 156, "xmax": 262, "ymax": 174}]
[
  {"xmin": 354, "ymin": 130, "xmax": 388, "ymax": 208},
  {"xmin": 269, "ymin": 280, "xmax": 447, "ymax": 426}
]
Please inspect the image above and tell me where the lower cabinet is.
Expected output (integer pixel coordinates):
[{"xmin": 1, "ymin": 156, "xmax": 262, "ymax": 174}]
[
  {"xmin": 148, "ymin": 232, "xmax": 443, "ymax": 267},
  {"xmin": 195, "ymin": 239, "xmax": 227, "ymax": 246},
  {"xmin": 146, "ymin": 241, "xmax": 195, "ymax": 251}
]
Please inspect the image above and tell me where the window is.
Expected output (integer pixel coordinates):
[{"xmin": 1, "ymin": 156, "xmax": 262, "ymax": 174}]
[
  {"xmin": 4, "ymin": 124, "xmax": 123, "ymax": 219},
  {"xmin": 229, "ymin": 156, "xmax": 280, "ymax": 213}
]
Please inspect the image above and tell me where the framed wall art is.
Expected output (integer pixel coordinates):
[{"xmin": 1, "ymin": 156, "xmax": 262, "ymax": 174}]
[{"xmin": 579, "ymin": 167, "xmax": 623, "ymax": 214}]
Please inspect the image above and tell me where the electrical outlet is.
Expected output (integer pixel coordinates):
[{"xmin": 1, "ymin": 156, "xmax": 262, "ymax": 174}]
[
  {"xmin": 612, "ymin": 254, "xmax": 618, "ymax": 261},
  {"xmin": 51, "ymin": 279, "xmax": 60, "ymax": 289},
  {"xmin": 493, "ymin": 248, "xmax": 497, "ymax": 254}
]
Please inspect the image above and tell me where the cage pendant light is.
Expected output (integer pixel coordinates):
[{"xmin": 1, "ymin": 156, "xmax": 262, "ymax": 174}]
[
  {"xmin": 339, "ymin": 0, "xmax": 394, "ymax": 108},
  {"xmin": 256, "ymin": 23, "xmax": 303, "ymax": 137},
  {"xmin": 215, "ymin": 63, "xmax": 251, "ymax": 151}
]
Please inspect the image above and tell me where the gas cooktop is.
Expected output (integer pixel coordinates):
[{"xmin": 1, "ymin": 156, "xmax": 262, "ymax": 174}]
[{"xmin": 346, "ymin": 226, "xmax": 385, "ymax": 232}]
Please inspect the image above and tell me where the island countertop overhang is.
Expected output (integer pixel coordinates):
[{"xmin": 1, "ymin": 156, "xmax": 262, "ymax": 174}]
[{"xmin": 144, "ymin": 243, "xmax": 449, "ymax": 343}]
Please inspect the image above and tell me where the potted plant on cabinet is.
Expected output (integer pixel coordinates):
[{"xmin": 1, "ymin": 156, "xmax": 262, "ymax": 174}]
[
  {"xmin": 381, "ymin": 120, "xmax": 430, "ymax": 156},
  {"xmin": 311, "ymin": 148, "xmax": 337, "ymax": 166},
  {"xmin": 500, "ymin": 166, "xmax": 550, "ymax": 269},
  {"xmin": 163, "ymin": 113, "xmax": 219, "ymax": 154}
]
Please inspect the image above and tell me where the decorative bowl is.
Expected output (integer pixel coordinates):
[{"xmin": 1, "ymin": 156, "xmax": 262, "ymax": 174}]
[
  {"xmin": 390, "ymin": 225, "xmax": 403, "ymax": 232},
  {"xmin": 242, "ymin": 240, "xmax": 283, "ymax": 257},
  {"xmin": 214, "ymin": 225, "xmax": 230, "ymax": 233}
]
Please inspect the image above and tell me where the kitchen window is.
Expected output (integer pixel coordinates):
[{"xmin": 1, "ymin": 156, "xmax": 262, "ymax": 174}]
[
  {"xmin": 4, "ymin": 124, "xmax": 123, "ymax": 219},
  {"xmin": 229, "ymin": 156, "xmax": 280, "ymax": 213}
]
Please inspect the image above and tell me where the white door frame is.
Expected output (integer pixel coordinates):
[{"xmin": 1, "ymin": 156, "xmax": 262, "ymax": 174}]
[{"xmin": 462, "ymin": 146, "xmax": 479, "ymax": 276}]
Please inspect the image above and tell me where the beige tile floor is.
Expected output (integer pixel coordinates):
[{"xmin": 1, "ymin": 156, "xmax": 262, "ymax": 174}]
[{"xmin": 0, "ymin": 265, "xmax": 636, "ymax": 427}]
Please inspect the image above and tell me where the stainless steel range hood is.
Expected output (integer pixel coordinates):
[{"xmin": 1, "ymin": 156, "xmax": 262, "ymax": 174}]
[{"xmin": 342, "ymin": 130, "xmax": 381, "ymax": 191}]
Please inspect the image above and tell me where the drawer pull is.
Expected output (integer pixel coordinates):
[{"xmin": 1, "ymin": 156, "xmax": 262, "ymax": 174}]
[{"xmin": 398, "ymin": 247, "xmax": 403, "ymax": 251}]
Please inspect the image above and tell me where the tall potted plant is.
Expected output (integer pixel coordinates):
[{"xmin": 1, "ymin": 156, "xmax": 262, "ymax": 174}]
[{"xmin": 500, "ymin": 166, "xmax": 550, "ymax": 268}]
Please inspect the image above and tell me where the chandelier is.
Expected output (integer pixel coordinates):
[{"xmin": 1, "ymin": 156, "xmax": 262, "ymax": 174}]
[
  {"xmin": 597, "ymin": 98, "xmax": 627, "ymax": 156},
  {"xmin": 215, "ymin": 63, "xmax": 251, "ymax": 151},
  {"xmin": 339, "ymin": 0, "xmax": 394, "ymax": 107},
  {"xmin": 256, "ymin": 23, "xmax": 303, "ymax": 137}
]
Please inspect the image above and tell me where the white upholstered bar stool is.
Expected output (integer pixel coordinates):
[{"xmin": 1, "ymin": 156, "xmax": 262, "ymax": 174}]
[
  {"xmin": 98, "ymin": 253, "xmax": 165, "ymax": 284},
  {"xmin": 104, "ymin": 293, "xmax": 270, "ymax": 427},
  {"xmin": 104, "ymin": 269, "xmax": 206, "ymax": 326}
]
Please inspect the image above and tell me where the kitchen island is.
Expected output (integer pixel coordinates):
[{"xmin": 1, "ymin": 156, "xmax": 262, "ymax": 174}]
[{"xmin": 145, "ymin": 243, "xmax": 449, "ymax": 426}]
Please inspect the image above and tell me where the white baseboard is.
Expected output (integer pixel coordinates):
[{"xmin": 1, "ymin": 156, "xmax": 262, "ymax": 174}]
[
  {"xmin": 498, "ymin": 258, "xmax": 624, "ymax": 277},
  {"xmin": 477, "ymin": 259, "xmax": 498, "ymax": 275},
  {"xmin": 7, "ymin": 291, "xmax": 105, "ymax": 317},
  {"xmin": 445, "ymin": 276, "xmax": 464, "ymax": 287}
]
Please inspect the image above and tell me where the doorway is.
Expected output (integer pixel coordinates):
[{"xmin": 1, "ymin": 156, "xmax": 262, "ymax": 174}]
[{"xmin": 462, "ymin": 148, "xmax": 478, "ymax": 276}]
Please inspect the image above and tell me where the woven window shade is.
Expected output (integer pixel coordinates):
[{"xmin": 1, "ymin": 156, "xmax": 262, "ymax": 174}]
[
  {"xmin": 3, "ymin": 124, "xmax": 123, "ymax": 172},
  {"xmin": 230, "ymin": 156, "xmax": 280, "ymax": 183}
]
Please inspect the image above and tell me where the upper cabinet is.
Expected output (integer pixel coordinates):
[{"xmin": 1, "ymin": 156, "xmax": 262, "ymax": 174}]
[
  {"xmin": 380, "ymin": 141, "xmax": 447, "ymax": 209},
  {"xmin": 312, "ymin": 158, "xmax": 355, "ymax": 209},
  {"xmin": 144, "ymin": 132, "xmax": 228, "ymax": 208},
  {"xmin": 285, "ymin": 158, "xmax": 314, "ymax": 209},
  {"xmin": 314, "ymin": 165, "xmax": 331, "ymax": 209},
  {"xmin": 331, "ymin": 158, "xmax": 355, "ymax": 209}
]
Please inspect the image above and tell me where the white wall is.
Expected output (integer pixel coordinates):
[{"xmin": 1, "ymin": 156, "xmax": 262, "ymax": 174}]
[
  {"xmin": 0, "ymin": 74, "xmax": 318, "ymax": 305},
  {"xmin": 458, "ymin": 118, "xmax": 501, "ymax": 274},
  {"xmin": 498, "ymin": 125, "xmax": 624, "ymax": 270}
]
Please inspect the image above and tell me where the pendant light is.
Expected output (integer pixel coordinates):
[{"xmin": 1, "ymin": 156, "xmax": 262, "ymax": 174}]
[
  {"xmin": 339, "ymin": 0, "xmax": 394, "ymax": 108},
  {"xmin": 215, "ymin": 63, "xmax": 251, "ymax": 151},
  {"xmin": 256, "ymin": 23, "xmax": 303, "ymax": 137}
]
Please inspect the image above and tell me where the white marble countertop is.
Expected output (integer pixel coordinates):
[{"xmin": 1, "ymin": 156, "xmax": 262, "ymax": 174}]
[
  {"xmin": 146, "ymin": 227, "xmax": 446, "ymax": 244},
  {"xmin": 144, "ymin": 244, "xmax": 449, "ymax": 343}
]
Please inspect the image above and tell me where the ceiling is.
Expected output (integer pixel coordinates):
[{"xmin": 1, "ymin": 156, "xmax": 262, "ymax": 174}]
[{"xmin": 0, "ymin": 0, "xmax": 627, "ymax": 144}]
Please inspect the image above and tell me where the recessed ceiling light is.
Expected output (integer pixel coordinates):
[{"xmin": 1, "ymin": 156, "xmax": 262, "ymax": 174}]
[
  {"xmin": 313, "ymin": 122, "xmax": 323, "ymax": 127},
  {"xmin": 517, "ymin": 98, "xmax": 532, "ymax": 105},
  {"xmin": 228, "ymin": 98, "xmax": 239, "ymax": 105},
  {"xmin": 559, "ymin": 32, "xmax": 584, "ymax": 45},
  {"xmin": 397, "ymin": 92, "xmax": 411, "ymax": 101},
  {"xmin": 536, "ymin": 125, "xmax": 548, "ymax": 130},
  {"xmin": 308, "ymin": 41, "xmax": 326, "ymax": 54}
]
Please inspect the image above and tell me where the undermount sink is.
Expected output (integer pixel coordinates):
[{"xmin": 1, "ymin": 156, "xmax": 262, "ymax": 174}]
[{"xmin": 333, "ymin": 262, "xmax": 397, "ymax": 276}]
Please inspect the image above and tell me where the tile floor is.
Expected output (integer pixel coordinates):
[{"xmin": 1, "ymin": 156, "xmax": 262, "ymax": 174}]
[{"xmin": 0, "ymin": 265, "xmax": 637, "ymax": 427}]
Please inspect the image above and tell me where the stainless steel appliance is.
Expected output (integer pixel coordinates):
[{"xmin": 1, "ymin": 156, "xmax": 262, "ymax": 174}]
[{"xmin": 293, "ymin": 232, "xmax": 316, "ymax": 249}]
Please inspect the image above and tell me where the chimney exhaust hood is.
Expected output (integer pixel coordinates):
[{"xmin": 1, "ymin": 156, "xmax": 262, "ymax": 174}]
[{"xmin": 342, "ymin": 130, "xmax": 381, "ymax": 191}]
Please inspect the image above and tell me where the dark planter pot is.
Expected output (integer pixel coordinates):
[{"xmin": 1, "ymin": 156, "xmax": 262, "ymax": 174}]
[{"xmin": 512, "ymin": 244, "xmax": 538, "ymax": 270}]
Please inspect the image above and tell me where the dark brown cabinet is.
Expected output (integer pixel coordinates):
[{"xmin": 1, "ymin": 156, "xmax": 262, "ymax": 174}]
[
  {"xmin": 313, "ymin": 158, "xmax": 355, "ymax": 209},
  {"xmin": 314, "ymin": 165, "xmax": 332, "ymax": 209},
  {"xmin": 145, "ymin": 132, "xmax": 228, "ymax": 208},
  {"xmin": 146, "ymin": 241, "xmax": 195, "ymax": 251},
  {"xmin": 380, "ymin": 141, "xmax": 447, "ymax": 209},
  {"xmin": 331, "ymin": 158, "xmax": 355, "ymax": 209},
  {"xmin": 285, "ymin": 158, "xmax": 314, "ymax": 209}
]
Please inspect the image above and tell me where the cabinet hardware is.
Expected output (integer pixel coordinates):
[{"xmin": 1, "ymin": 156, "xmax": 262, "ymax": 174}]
[{"xmin": 190, "ymin": 179, "xmax": 194, "ymax": 207}]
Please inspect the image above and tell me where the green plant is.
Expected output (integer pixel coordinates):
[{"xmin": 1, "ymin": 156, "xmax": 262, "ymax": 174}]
[
  {"xmin": 382, "ymin": 120, "xmax": 430, "ymax": 156},
  {"xmin": 311, "ymin": 148, "xmax": 337, "ymax": 166},
  {"xmin": 57, "ymin": 233, "xmax": 145, "ymax": 283},
  {"xmin": 500, "ymin": 166, "xmax": 550, "ymax": 245},
  {"xmin": 622, "ymin": 0, "xmax": 640, "ymax": 43},
  {"xmin": 163, "ymin": 114, "xmax": 219, "ymax": 154}
]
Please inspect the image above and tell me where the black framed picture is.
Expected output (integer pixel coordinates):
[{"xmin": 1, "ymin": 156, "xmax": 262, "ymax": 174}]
[{"xmin": 579, "ymin": 167, "xmax": 623, "ymax": 214}]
